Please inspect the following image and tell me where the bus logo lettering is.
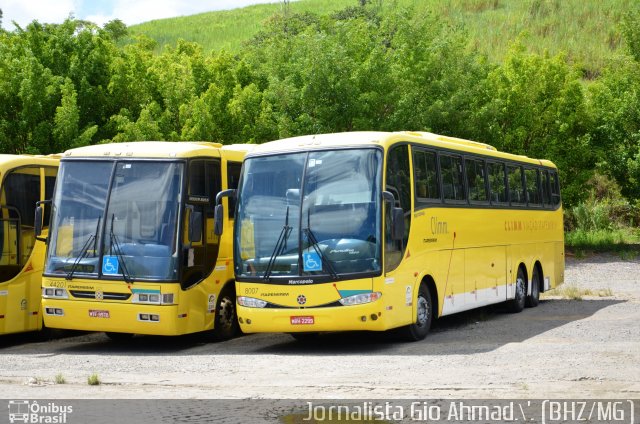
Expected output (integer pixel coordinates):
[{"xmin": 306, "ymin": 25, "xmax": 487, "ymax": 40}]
[{"xmin": 430, "ymin": 217, "xmax": 448, "ymax": 235}]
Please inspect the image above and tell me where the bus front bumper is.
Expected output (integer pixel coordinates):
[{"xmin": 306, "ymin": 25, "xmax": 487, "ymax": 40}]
[
  {"xmin": 42, "ymin": 299, "xmax": 190, "ymax": 336},
  {"xmin": 237, "ymin": 302, "xmax": 389, "ymax": 333}
]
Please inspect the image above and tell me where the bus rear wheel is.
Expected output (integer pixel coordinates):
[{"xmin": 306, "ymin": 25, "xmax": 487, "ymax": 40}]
[
  {"xmin": 398, "ymin": 284, "xmax": 432, "ymax": 342},
  {"xmin": 508, "ymin": 267, "xmax": 526, "ymax": 313},
  {"xmin": 526, "ymin": 265, "xmax": 541, "ymax": 308},
  {"xmin": 211, "ymin": 286, "xmax": 239, "ymax": 341}
]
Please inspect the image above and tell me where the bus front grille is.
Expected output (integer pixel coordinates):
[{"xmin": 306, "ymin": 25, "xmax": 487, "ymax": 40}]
[{"xmin": 69, "ymin": 290, "xmax": 131, "ymax": 301}]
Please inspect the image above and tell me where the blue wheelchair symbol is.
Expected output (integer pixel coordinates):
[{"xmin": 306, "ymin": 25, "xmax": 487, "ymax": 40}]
[
  {"xmin": 303, "ymin": 252, "xmax": 322, "ymax": 272},
  {"xmin": 102, "ymin": 256, "xmax": 119, "ymax": 275}
]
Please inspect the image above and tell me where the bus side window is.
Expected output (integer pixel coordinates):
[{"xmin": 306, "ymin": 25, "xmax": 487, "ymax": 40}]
[
  {"xmin": 541, "ymin": 170, "xmax": 552, "ymax": 207},
  {"xmin": 226, "ymin": 161, "xmax": 242, "ymax": 218},
  {"xmin": 441, "ymin": 154, "xmax": 465, "ymax": 202},
  {"xmin": 465, "ymin": 158, "xmax": 488, "ymax": 203},
  {"xmin": 488, "ymin": 162, "xmax": 508, "ymax": 204},
  {"xmin": 507, "ymin": 165, "xmax": 525, "ymax": 206},
  {"xmin": 550, "ymin": 171, "xmax": 561, "ymax": 207},
  {"xmin": 43, "ymin": 167, "xmax": 57, "ymax": 227},
  {"xmin": 412, "ymin": 149, "xmax": 440, "ymax": 205},
  {"xmin": 524, "ymin": 168, "xmax": 542, "ymax": 207}
]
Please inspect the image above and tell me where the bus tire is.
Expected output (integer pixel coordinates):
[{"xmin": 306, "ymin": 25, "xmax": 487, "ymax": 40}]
[
  {"xmin": 399, "ymin": 284, "xmax": 432, "ymax": 342},
  {"xmin": 526, "ymin": 265, "xmax": 541, "ymax": 308},
  {"xmin": 105, "ymin": 332, "xmax": 134, "ymax": 341},
  {"xmin": 508, "ymin": 267, "xmax": 526, "ymax": 313},
  {"xmin": 211, "ymin": 285, "xmax": 239, "ymax": 341}
]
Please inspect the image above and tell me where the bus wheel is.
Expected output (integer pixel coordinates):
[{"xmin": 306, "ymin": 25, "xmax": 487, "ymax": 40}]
[
  {"xmin": 105, "ymin": 332, "xmax": 134, "ymax": 341},
  {"xmin": 211, "ymin": 286, "xmax": 239, "ymax": 341},
  {"xmin": 399, "ymin": 284, "xmax": 432, "ymax": 342},
  {"xmin": 508, "ymin": 267, "xmax": 526, "ymax": 313},
  {"xmin": 526, "ymin": 266, "xmax": 541, "ymax": 308}
]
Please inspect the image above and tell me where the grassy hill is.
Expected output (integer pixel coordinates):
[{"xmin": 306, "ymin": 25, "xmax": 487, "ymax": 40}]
[{"xmin": 128, "ymin": 0, "xmax": 637, "ymax": 76}]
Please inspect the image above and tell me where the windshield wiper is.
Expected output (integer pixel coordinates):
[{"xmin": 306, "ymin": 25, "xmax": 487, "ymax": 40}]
[
  {"xmin": 66, "ymin": 215, "xmax": 101, "ymax": 280},
  {"xmin": 303, "ymin": 211, "xmax": 338, "ymax": 280},
  {"xmin": 263, "ymin": 206, "xmax": 292, "ymax": 280},
  {"xmin": 109, "ymin": 213, "xmax": 134, "ymax": 284}
]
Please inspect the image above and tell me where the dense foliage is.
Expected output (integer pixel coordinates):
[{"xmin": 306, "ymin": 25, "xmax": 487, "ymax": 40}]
[{"xmin": 1, "ymin": 3, "xmax": 640, "ymax": 208}]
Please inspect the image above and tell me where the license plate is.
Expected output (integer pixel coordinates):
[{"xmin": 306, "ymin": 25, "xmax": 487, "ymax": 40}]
[
  {"xmin": 88, "ymin": 310, "xmax": 110, "ymax": 318},
  {"xmin": 290, "ymin": 316, "xmax": 314, "ymax": 325}
]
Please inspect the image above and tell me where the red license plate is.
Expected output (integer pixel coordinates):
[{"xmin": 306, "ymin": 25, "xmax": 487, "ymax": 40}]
[
  {"xmin": 290, "ymin": 316, "xmax": 314, "ymax": 325},
  {"xmin": 88, "ymin": 310, "xmax": 110, "ymax": 318}
]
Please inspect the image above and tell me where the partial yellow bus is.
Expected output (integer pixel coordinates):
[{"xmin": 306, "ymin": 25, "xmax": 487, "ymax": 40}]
[
  {"xmin": 38, "ymin": 142, "xmax": 250, "ymax": 340},
  {"xmin": 0, "ymin": 155, "xmax": 59, "ymax": 335},
  {"xmin": 216, "ymin": 131, "xmax": 564, "ymax": 341}
]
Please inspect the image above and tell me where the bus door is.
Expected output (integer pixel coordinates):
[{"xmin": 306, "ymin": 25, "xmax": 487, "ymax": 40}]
[
  {"xmin": 182, "ymin": 159, "xmax": 221, "ymax": 326},
  {"xmin": 384, "ymin": 145, "xmax": 414, "ymax": 324},
  {"xmin": 0, "ymin": 166, "xmax": 41, "ymax": 333}
]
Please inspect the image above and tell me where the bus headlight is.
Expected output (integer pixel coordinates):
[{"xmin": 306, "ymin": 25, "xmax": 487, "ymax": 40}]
[
  {"xmin": 237, "ymin": 296, "xmax": 267, "ymax": 308},
  {"xmin": 133, "ymin": 293, "xmax": 161, "ymax": 304},
  {"xmin": 339, "ymin": 292, "xmax": 381, "ymax": 306},
  {"xmin": 132, "ymin": 293, "xmax": 174, "ymax": 305},
  {"xmin": 42, "ymin": 287, "xmax": 69, "ymax": 299}
]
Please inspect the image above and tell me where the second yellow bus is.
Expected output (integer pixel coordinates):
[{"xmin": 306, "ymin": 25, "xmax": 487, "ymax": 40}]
[{"xmin": 215, "ymin": 131, "xmax": 564, "ymax": 341}]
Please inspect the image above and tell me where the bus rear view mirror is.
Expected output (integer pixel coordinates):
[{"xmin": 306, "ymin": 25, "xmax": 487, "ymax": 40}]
[
  {"xmin": 34, "ymin": 206, "xmax": 43, "ymax": 237},
  {"xmin": 34, "ymin": 199, "xmax": 51, "ymax": 242},
  {"xmin": 213, "ymin": 189, "xmax": 237, "ymax": 236},
  {"xmin": 214, "ymin": 204, "xmax": 224, "ymax": 236},
  {"xmin": 391, "ymin": 207, "xmax": 405, "ymax": 241},
  {"xmin": 188, "ymin": 209, "xmax": 203, "ymax": 243}
]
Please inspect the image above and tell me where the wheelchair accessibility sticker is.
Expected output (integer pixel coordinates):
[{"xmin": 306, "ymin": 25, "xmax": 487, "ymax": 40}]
[
  {"xmin": 102, "ymin": 256, "xmax": 120, "ymax": 275},
  {"xmin": 303, "ymin": 252, "xmax": 322, "ymax": 272}
]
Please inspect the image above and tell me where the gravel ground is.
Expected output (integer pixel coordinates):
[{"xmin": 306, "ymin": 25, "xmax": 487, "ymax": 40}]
[{"xmin": 0, "ymin": 253, "xmax": 638, "ymax": 400}]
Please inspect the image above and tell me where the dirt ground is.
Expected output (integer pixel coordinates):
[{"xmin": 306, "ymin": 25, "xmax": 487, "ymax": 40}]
[{"xmin": 1, "ymin": 253, "xmax": 639, "ymax": 400}]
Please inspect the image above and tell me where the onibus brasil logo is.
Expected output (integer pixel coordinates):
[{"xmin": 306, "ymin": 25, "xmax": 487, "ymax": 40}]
[{"xmin": 8, "ymin": 400, "xmax": 73, "ymax": 423}]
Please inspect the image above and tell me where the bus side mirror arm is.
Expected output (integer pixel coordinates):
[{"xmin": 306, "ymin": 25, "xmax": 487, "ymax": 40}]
[
  {"xmin": 34, "ymin": 200, "xmax": 51, "ymax": 243},
  {"xmin": 214, "ymin": 189, "xmax": 236, "ymax": 236},
  {"xmin": 382, "ymin": 191, "xmax": 405, "ymax": 241}
]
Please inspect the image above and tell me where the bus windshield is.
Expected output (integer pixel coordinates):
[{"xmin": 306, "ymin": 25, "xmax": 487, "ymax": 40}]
[
  {"xmin": 235, "ymin": 148, "xmax": 382, "ymax": 281},
  {"xmin": 46, "ymin": 160, "xmax": 184, "ymax": 281}
]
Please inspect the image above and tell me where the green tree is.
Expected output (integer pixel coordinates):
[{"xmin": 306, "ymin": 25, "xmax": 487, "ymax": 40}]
[{"xmin": 474, "ymin": 42, "xmax": 593, "ymax": 205}]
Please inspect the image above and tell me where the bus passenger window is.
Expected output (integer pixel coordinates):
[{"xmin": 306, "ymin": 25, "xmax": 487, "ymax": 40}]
[
  {"xmin": 465, "ymin": 158, "xmax": 488, "ymax": 203},
  {"xmin": 488, "ymin": 162, "xmax": 508, "ymax": 204},
  {"xmin": 524, "ymin": 168, "xmax": 541, "ymax": 206},
  {"xmin": 550, "ymin": 171, "xmax": 561, "ymax": 207},
  {"xmin": 226, "ymin": 161, "xmax": 242, "ymax": 218},
  {"xmin": 413, "ymin": 149, "xmax": 440, "ymax": 203},
  {"xmin": 541, "ymin": 170, "xmax": 552, "ymax": 206},
  {"xmin": 441, "ymin": 155, "xmax": 465, "ymax": 202},
  {"xmin": 507, "ymin": 165, "xmax": 525, "ymax": 206}
]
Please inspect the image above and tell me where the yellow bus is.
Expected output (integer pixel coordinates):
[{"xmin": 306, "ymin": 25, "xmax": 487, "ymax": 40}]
[
  {"xmin": 0, "ymin": 155, "xmax": 59, "ymax": 335},
  {"xmin": 215, "ymin": 131, "xmax": 564, "ymax": 341},
  {"xmin": 38, "ymin": 142, "xmax": 250, "ymax": 340}
]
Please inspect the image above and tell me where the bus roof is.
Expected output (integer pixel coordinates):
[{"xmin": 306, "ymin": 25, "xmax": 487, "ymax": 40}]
[
  {"xmin": 0, "ymin": 154, "xmax": 60, "ymax": 168},
  {"xmin": 61, "ymin": 142, "xmax": 253, "ymax": 160},
  {"xmin": 246, "ymin": 131, "xmax": 557, "ymax": 168}
]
